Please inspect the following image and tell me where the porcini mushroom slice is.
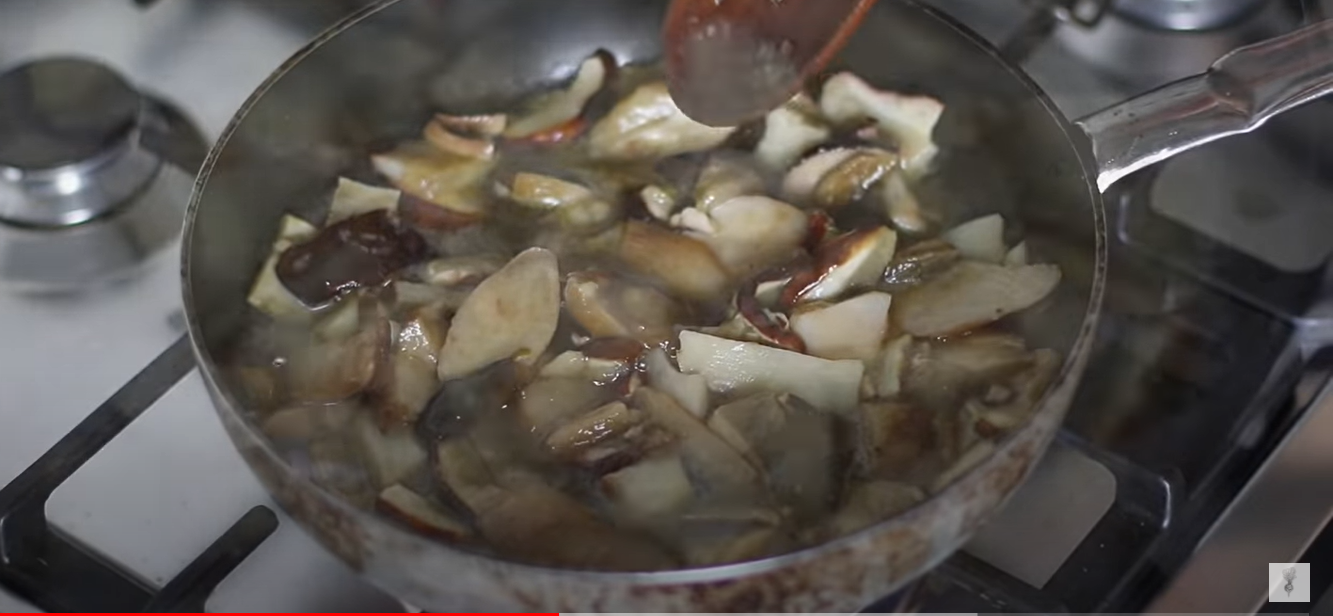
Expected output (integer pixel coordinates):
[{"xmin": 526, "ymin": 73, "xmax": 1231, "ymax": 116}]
[
  {"xmin": 286, "ymin": 318, "xmax": 391, "ymax": 403},
  {"xmin": 676, "ymin": 331, "xmax": 864, "ymax": 416},
  {"xmin": 505, "ymin": 53, "xmax": 610, "ymax": 139},
  {"xmin": 326, "ymin": 177, "xmax": 401, "ymax": 225},
  {"xmin": 693, "ymin": 155, "xmax": 766, "ymax": 213},
  {"xmin": 790, "ymin": 292, "xmax": 893, "ymax": 361},
  {"xmin": 377, "ymin": 485, "xmax": 471, "ymax": 541},
  {"xmin": 788, "ymin": 226, "xmax": 898, "ymax": 304},
  {"xmin": 248, "ymin": 215, "xmax": 318, "ymax": 320},
  {"xmin": 879, "ymin": 171, "xmax": 930, "ymax": 235},
  {"xmin": 755, "ymin": 94, "xmax": 831, "ymax": 171},
  {"xmin": 708, "ymin": 394, "xmax": 840, "ymax": 521},
  {"xmin": 618, "ymin": 221, "xmax": 732, "ymax": 302},
  {"xmin": 472, "ymin": 482, "xmax": 677, "ymax": 571},
  {"xmin": 539, "ymin": 351, "xmax": 631, "ymax": 384},
  {"xmin": 588, "ymin": 82, "xmax": 734, "ymax": 161},
  {"xmin": 781, "ymin": 148, "xmax": 859, "ymax": 205},
  {"xmin": 827, "ymin": 481, "xmax": 925, "ymax": 536},
  {"xmin": 644, "ymin": 348, "xmax": 710, "ymax": 418},
  {"xmin": 434, "ymin": 113, "xmax": 507, "ymax": 137},
  {"xmin": 436, "ymin": 248, "xmax": 561, "ymax": 380},
  {"xmin": 689, "ymin": 196, "xmax": 809, "ymax": 279},
  {"xmin": 863, "ymin": 334, "xmax": 913, "ymax": 400},
  {"xmin": 349, "ymin": 414, "xmax": 428, "ymax": 490},
  {"xmin": 508, "ymin": 172, "xmax": 597, "ymax": 210},
  {"xmin": 900, "ymin": 334, "xmax": 1035, "ymax": 413},
  {"xmin": 564, "ymin": 272, "xmax": 683, "ymax": 345},
  {"xmin": 1005, "ymin": 241, "xmax": 1029, "ymax": 267},
  {"xmin": 517, "ymin": 377, "xmax": 616, "ymax": 438},
  {"xmin": 424, "ymin": 115, "xmax": 496, "ymax": 160},
  {"xmin": 819, "ymin": 72, "xmax": 945, "ymax": 178},
  {"xmin": 811, "ymin": 149, "xmax": 898, "ymax": 210},
  {"xmin": 372, "ymin": 143, "xmax": 494, "ymax": 217},
  {"xmin": 601, "ymin": 455, "xmax": 695, "ymax": 524},
  {"xmin": 275, "ymin": 210, "xmax": 430, "ymax": 308},
  {"xmin": 893, "ymin": 261, "xmax": 1061, "ymax": 337},
  {"xmin": 370, "ymin": 305, "xmax": 448, "ymax": 427},
  {"xmin": 857, "ymin": 401, "xmax": 934, "ymax": 479},
  {"xmin": 942, "ymin": 214, "xmax": 1006, "ymax": 263},
  {"xmin": 640, "ymin": 185, "xmax": 679, "ymax": 221},
  {"xmin": 633, "ymin": 387, "xmax": 765, "ymax": 503},
  {"xmin": 545, "ymin": 401, "xmax": 674, "ymax": 473},
  {"xmin": 422, "ymin": 255, "xmax": 508, "ymax": 288},
  {"xmin": 880, "ymin": 239, "xmax": 961, "ymax": 292}
]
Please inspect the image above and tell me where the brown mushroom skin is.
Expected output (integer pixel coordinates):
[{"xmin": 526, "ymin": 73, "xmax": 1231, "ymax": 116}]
[{"xmin": 276, "ymin": 210, "xmax": 431, "ymax": 308}]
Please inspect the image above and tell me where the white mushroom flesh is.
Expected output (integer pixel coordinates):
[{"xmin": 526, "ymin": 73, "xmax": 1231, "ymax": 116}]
[
  {"xmin": 820, "ymin": 72, "xmax": 945, "ymax": 178},
  {"xmin": 505, "ymin": 53, "xmax": 609, "ymax": 138},
  {"xmin": 755, "ymin": 95, "xmax": 831, "ymax": 171},
  {"xmin": 436, "ymin": 248, "xmax": 561, "ymax": 379},
  {"xmin": 645, "ymin": 348, "xmax": 710, "ymax": 418},
  {"xmin": 942, "ymin": 214, "xmax": 1006, "ymax": 263},
  {"xmin": 327, "ymin": 177, "xmax": 401, "ymax": 225},
  {"xmin": 247, "ymin": 215, "xmax": 318, "ymax": 320},
  {"xmin": 588, "ymin": 82, "xmax": 734, "ymax": 161},
  {"xmin": 689, "ymin": 196, "xmax": 809, "ymax": 279},
  {"xmin": 894, "ymin": 261, "xmax": 1062, "ymax": 337},
  {"xmin": 790, "ymin": 292, "xmax": 892, "ymax": 361},
  {"xmin": 676, "ymin": 330, "xmax": 864, "ymax": 416}
]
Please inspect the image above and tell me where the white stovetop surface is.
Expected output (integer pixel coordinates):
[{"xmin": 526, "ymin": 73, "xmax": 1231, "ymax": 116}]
[{"xmin": 0, "ymin": 0, "xmax": 1122, "ymax": 612}]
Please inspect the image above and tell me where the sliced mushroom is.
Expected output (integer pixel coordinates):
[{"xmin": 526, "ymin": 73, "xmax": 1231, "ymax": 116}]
[
  {"xmin": 640, "ymin": 185, "xmax": 679, "ymax": 221},
  {"xmin": 644, "ymin": 348, "xmax": 710, "ymax": 418},
  {"xmin": 819, "ymin": 72, "xmax": 945, "ymax": 178},
  {"xmin": 1005, "ymin": 241, "xmax": 1029, "ymax": 267},
  {"xmin": 436, "ymin": 248, "xmax": 561, "ymax": 380},
  {"xmin": 670, "ymin": 207, "xmax": 716, "ymax": 235},
  {"xmin": 633, "ymin": 387, "xmax": 765, "ymax": 504},
  {"xmin": 785, "ymin": 226, "xmax": 898, "ymax": 304},
  {"xmin": 698, "ymin": 305, "xmax": 804, "ymax": 353},
  {"xmin": 472, "ymin": 482, "xmax": 677, "ymax": 571},
  {"xmin": 349, "ymin": 414, "xmax": 428, "ymax": 489},
  {"xmin": 827, "ymin": 481, "xmax": 925, "ymax": 536},
  {"xmin": 879, "ymin": 171, "xmax": 930, "ymax": 235},
  {"xmin": 435, "ymin": 437, "xmax": 501, "ymax": 511},
  {"xmin": 417, "ymin": 359, "xmax": 520, "ymax": 442},
  {"xmin": 880, "ymin": 239, "xmax": 961, "ymax": 292},
  {"xmin": 392, "ymin": 281, "xmax": 472, "ymax": 312},
  {"xmin": 693, "ymin": 155, "xmax": 766, "ymax": 213},
  {"xmin": 276, "ymin": 210, "xmax": 431, "ymax": 309},
  {"xmin": 893, "ymin": 261, "xmax": 1061, "ymax": 337},
  {"xmin": 790, "ymin": 292, "xmax": 893, "ymax": 361},
  {"xmin": 564, "ymin": 272, "xmax": 684, "ymax": 344},
  {"xmin": 969, "ymin": 348, "xmax": 1059, "ymax": 437},
  {"xmin": 424, "ymin": 115, "xmax": 496, "ymax": 160},
  {"xmin": 708, "ymin": 394, "xmax": 840, "ymax": 522},
  {"xmin": 676, "ymin": 508, "xmax": 791, "ymax": 567},
  {"xmin": 372, "ymin": 142, "xmax": 495, "ymax": 217},
  {"xmin": 676, "ymin": 330, "xmax": 864, "ymax": 416},
  {"xmin": 781, "ymin": 148, "xmax": 859, "ymax": 205},
  {"xmin": 618, "ymin": 221, "xmax": 732, "ymax": 302},
  {"xmin": 508, "ymin": 172, "xmax": 597, "ymax": 209},
  {"xmin": 422, "ymin": 255, "xmax": 508, "ymax": 287},
  {"xmin": 262, "ymin": 402, "xmax": 358, "ymax": 442},
  {"xmin": 588, "ymin": 82, "xmax": 734, "ymax": 161},
  {"xmin": 539, "ymin": 350, "xmax": 631, "ymax": 384},
  {"xmin": 312, "ymin": 293, "xmax": 362, "ymax": 342},
  {"xmin": 433, "ymin": 113, "xmax": 508, "ymax": 137},
  {"xmin": 857, "ymin": 401, "xmax": 934, "ymax": 478},
  {"xmin": 286, "ymin": 317, "xmax": 390, "ymax": 403},
  {"xmin": 398, "ymin": 193, "xmax": 484, "ymax": 233},
  {"xmin": 862, "ymin": 334, "xmax": 913, "ymax": 400},
  {"xmin": 601, "ymin": 454, "xmax": 695, "ymax": 524},
  {"xmin": 545, "ymin": 401, "xmax": 675, "ymax": 473},
  {"xmin": 811, "ymin": 149, "xmax": 898, "ymax": 210},
  {"xmin": 688, "ymin": 196, "xmax": 809, "ymax": 279},
  {"xmin": 505, "ymin": 52, "xmax": 611, "ymax": 139},
  {"xmin": 517, "ymin": 377, "xmax": 617, "ymax": 438},
  {"xmin": 377, "ymin": 484, "xmax": 471, "ymax": 541},
  {"xmin": 942, "ymin": 214, "xmax": 1006, "ymax": 263},
  {"xmin": 900, "ymin": 334, "xmax": 1035, "ymax": 413},
  {"xmin": 247, "ymin": 215, "xmax": 318, "ymax": 320},
  {"xmin": 327, "ymin": 177, "xmax": 401, "ymax": 225},
  {"xmin": 370, "ymin": 305, "xmax": 449, "ymax": 427},
  {"xmin": 755, "ymin": 94, "xmax": 831, "ymax": 171}
]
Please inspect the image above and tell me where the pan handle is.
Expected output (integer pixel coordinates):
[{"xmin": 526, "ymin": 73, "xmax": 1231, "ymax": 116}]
[{"xmin": 1075, "ymin": 19, "xmax": 1333, "ymax": 192}]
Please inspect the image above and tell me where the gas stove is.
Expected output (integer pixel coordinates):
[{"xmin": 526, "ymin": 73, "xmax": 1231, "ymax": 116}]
[{"xmin": 1, "ymin": 0, "xmax": 1332, "ymax": 613}]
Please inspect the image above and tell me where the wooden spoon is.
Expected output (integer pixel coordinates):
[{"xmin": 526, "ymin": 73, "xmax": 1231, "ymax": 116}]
[{"xmin": 664, "ymin": 0, "xmax": 878, "ymax": 127}]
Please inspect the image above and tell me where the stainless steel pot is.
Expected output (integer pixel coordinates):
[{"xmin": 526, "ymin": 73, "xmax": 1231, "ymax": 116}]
[{"xmin": 180, "ymin": 0, "xmax": 1333, "ymax": 611}]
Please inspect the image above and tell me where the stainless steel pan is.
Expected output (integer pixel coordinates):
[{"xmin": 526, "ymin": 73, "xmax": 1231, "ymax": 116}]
[{"xmin": 181, "ymin": 0, "xmax": 1333, "ymax": 611}]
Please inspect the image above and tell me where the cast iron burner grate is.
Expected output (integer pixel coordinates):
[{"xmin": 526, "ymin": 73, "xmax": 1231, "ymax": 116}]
[{"xmin": 0, "ymin": 337, "xmax": 277, "ymax": 613}]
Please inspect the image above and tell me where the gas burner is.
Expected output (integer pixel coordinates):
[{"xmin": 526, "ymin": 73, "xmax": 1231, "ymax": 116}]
[
  {"xmin": 1114, "ymin": 0, "xmax": 1269, "ymax": 30},
  {"xmin": 0, "ymin": 58, "xmax": 206, "ymax": 292},
  {"xmin": 1052, "ymin": 0, "xmax": 1302, "ymax": 90}
]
